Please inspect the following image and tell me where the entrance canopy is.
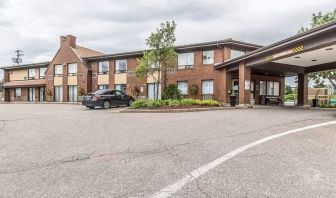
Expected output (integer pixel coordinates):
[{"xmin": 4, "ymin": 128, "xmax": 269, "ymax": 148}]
[{"xmin": 215, "ymin": 21, "xmax": 336, "ymax": 77}]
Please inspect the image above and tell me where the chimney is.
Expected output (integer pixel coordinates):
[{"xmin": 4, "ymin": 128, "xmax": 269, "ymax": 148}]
[{"xmin": 60, "ymin": 35, "xmax": 76, "ymax": 48}]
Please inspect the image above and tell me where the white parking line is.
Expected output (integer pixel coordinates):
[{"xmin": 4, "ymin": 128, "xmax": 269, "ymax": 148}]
[{"xmin": 150, "ymin": 120, "xmax": 336, "ymax": 198}]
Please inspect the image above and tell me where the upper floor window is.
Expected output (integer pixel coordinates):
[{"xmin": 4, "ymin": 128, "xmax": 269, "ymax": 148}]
[
  {"xmin": 68, "ymin": 63, "xmax": 77, "ymax": 76},
  {"xmin": 115, "ymin": 59, "xmax": 127, "ymax": 73},
  {"xmin": 177, "ymin": 81, "xmax": 188, "ymax": 95},
  {"xmin": 54, "ymin": 65, "xmax": 63, "ymax": 76},
  {"xmin": 231, "ymin": 49, "xmax": 245, "ymax": 59},
  {"xmin": 39, "ymin": 67, "xmax": 46, "ymax": 79},
  {"xmin": 178, "ymin": 52, "xmax": 194, "ymax": 69},
  {"xmin": 149, "ymin": 61, "xmax": 159, "ymax": 69},
  {"xmin": 203, "ymin": 50, "xmax": 214, "ymax": 64},
  {"xmin": 28, "ymin": 68, "xmax": 35, "ymax": 80},
  {"xmin": 98, "ymin": 61, "xmax": 109, "ymax": 74}
]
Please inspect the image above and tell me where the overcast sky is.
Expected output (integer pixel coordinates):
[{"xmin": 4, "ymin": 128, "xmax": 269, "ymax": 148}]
[{"xmin": 0, "ymin": 0, "xmax": 335, "ymax": 80}]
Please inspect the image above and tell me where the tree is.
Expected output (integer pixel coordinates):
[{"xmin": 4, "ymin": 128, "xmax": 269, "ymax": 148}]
[
  {"xmin": 136, "ymin": 21, "xmax": 177, "ymax": 100},
  {"xmin": 285, "ymin": 85, "xmax": 293, "ymax": 95},
  {"xmin": 299, "ymin": 9, "xmax": 336, "ymax": 89}
]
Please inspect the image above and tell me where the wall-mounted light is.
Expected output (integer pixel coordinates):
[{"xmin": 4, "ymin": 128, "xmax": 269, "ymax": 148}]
[
  {"xmin": 312, "ymin": 59, "xmax": 317, "ymax": 62},
  {"xmin": 265, "ymin": 73, "xmax": 269, "ymax": 75},
  {"xmin": 294, "ymin": 56, "xmax": 300, "ymax": 59}
]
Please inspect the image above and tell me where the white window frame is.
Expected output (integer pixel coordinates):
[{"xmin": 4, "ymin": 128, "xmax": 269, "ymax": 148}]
[
  {"xmin": 178, "ymin": 52, "xmax": 194, "ymax": 69},
  {"xmin": 202, "ymin": 80, "xmax": 214, "ymax": 95},
  {"xmin": 98, "ymin": 85, "xmax": 109, "ymax": 90},
  {"xmin": 15, "ymin": 88, "xmax": 21, "ymax": 97},
  {"xmin": 115, "ymin": 59, "xmax": 127, "ymax": 73},
  {"xmin": 177, "ymin": 81, "xmax": 188, "ymax": 95},
  {"xmin": 39, "ymin": 67, "xmax": 46, "ymax": 79},
  {"xmin": 115, "ymin": 84, "xmax": 127, "ymax": 93},
  {"xmin": 231, "ymin": 49, "xmax": 245, "ymax": 59},
  {"xmin": 202, "ymin": 50, "xmax": 214, "ymax": 64},
  {"xmin": 68, "ymin": 63, "xmax": 77, "ymax": 76},
  {"xmin": 98, "ymin": 61, "xmax": 109, "ymax": 74},
  {"xmin": 28, "ymin": 68, "xmax": 35, "ymax": 80},
  {"xmin": 54, "ymin": 65, "xmax": 63, "ymax": 76}
]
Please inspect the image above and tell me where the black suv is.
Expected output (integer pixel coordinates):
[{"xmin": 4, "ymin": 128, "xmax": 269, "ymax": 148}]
[{"xmin": 82, "ymin": 89, "xmax": 134, "ymax": 109}]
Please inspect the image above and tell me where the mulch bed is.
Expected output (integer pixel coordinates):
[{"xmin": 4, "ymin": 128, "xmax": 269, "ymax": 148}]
[{"xmin": 121, "ymin": 105, "xmax": 238, "ymax": 113}]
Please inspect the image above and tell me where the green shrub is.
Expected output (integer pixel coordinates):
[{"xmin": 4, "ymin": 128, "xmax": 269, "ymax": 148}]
[
  {"xmin": 146, "ymin": 100, "xmax": 161, "ymax": 109},
  {"xmin": 162, "ymin": 84, "xmax": 182, "ymax": 100},
  {"xmin": 131, "ymin": 100, "xmax": 147, "ymax": 109},
  {"xmin": 285, "ymin": 94, "xmax": 296, "ymax": 101},
  {"xmin": 168, "ymin": 99, "xmax": 180, "ymax": 106},
  {"xmin": 180, "ymin": 99, "xmax": 194, "ymax": 106},
  {"xmin": 201, "ymin": 100, "xmax": 220, "ymax": 106}
]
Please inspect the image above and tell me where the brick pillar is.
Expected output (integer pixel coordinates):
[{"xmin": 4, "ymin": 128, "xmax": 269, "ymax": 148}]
[
  {"xmin": 297, "ymin": 73, "xmax": 308, "ymax": 106},
  {"xmin": 238, "ymin": 61, "xmax": 251, "ymax": 106},
  {"xmin": 214, "ymin": 68, "xmax": 227, "ymax": 102},
  {"xmin": 4, "ymin": 88, "xmax": 10, "ymax": 102}
]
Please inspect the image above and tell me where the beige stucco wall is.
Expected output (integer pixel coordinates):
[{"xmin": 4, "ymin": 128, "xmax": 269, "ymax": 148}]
[
  {"xmin": 9, "ymin": 69, "xmax": 28, "ymax": 81},
  {"xmin": 147, "ymin": 72, "xmax": 160, "ymax": 83},
  {"xmin": 54, "ymin": 77, "xmax": 63, "ymax": 86},
  {"xmin": 98, "ymin": 74, "xmax": 109, "ymax": 85},
  {"xmin": 115, "ymin": 73, "xmax": 127, "ymax": 84},
  {"xmin": 67, "ymin": 76, "xmax": 77, "ymax": 85}
]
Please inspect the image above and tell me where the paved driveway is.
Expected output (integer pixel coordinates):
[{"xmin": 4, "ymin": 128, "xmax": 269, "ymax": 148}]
[{"xmin": 0, "ymin": 104, "xmax": 335, "ymax": 197}]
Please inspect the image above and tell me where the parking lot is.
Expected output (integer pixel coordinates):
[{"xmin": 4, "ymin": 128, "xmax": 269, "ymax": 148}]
[{"xmin": 0, "ymin": 104, "xmax": 335, "ymax": 197}]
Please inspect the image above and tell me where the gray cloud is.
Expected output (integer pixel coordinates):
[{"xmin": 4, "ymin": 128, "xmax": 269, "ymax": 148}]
[{"xmin": 0, "ymin": 0, "xmax": 335, "ymax": 80}]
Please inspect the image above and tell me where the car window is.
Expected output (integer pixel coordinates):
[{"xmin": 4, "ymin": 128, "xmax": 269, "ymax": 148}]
[
  {"xmin": 92, "ymin": 90, "xmax": 107, "ymax": 95},
  {"xmin": 107, "ymin": 91, "xmax": 116, "ymax": 95},
  {"xmin": 115, "ymin": 90, "xmax": 124, "ymax": 96}
]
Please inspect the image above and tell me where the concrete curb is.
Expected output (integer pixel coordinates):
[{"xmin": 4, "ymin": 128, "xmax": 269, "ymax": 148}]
[
  {"xmin": 0, "ymin": 102, "xmax": 81, "ymax": 105},
  {"xmin": 120, "ymin": 106, "xmax": 245, "ymax": 113}
]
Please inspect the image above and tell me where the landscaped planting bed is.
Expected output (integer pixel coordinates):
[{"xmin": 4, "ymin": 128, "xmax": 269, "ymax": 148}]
[{"xmin": 131, "ymin": 99, "xmax": 221, "ymax": 109}]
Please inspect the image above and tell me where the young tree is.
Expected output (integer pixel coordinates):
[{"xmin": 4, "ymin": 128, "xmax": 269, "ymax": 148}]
[
  {"xmin": 136, "ymin": 21, "xmax": 177, "ymax": 100},
  {"xmin": 299, "ymin": 9, "xmax": 336, "ymax": 89},
  {"xmin": 285, "ymin": 85, "xmax": 293, "ymax": 95}
]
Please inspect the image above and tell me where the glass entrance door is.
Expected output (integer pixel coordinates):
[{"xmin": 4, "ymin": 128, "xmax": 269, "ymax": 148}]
[
  {"xmin": 68, "ymin": 85, "xmax": 77, "ymax": 102},
  {"xmin": 40, "ymin": 87, "xmax": 45, "ymax": 102},
  {"xmin": 28, "ymin": 88, "xmax": 35, "ymax": 102}
]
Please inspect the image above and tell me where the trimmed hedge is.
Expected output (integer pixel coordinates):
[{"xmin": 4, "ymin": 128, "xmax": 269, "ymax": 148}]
[{"xmin": 131, "ymin": 99, "xmax": 220, "ymax": 109}]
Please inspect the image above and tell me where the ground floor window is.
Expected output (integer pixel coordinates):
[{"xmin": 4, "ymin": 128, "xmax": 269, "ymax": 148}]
[
  {"xmin": 177, "ymin": 81, "xmax": 188, "ymax": 95},
  {"xmin": 260, "ymin": 81, "xmax": 280, "ymax": 96},
  {"xmin": 98, "ymin": 85, "xmax": 109, "ymax": 90},
  {"xmin": 147, "ymin": 83, "xmax": 161, "ymax": 100},
  {"xmin": 68, "ymin": 85, "xmax": 77, "ymax": 102},
  {"xmin": 115, "ymin": 84, "xmax": 127, "ymax": 93},
  {"xmin": 202, "ymin": 80, "xmax": 214, "ymax": 95},
  {"xmin": 40, "ymin": 87, "xmax": 45, "ymax": 102},
  {"xmin": 28, "ymin": 88, "xmax": 35, "ymax": 102},
  {"xmin": 15, "ymin": 88, "xmax": 21, "ymax": 98},
  {"xmin": 55, "ymin": 86, "xmax": 63, "ymax": 102}
]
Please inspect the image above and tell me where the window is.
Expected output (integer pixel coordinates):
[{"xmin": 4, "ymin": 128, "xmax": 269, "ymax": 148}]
[
  {"xmin": 98, "ymin": 61, "xmax": 109, "ymax": 74},
  {"xmin": 203, "ymin": 50, "xmax": 214, "ymax": 64},
  {"xmin": 115, "ymin": 84, "xmax": 127, "ymax": 93},
  {"xmin": 149, "ymin": 61, "xmax": 159, "ymax": 69},
  {"xmin": 178, "ymin": 52, "xmax": 194, "ymax": 69},
  {"xmin": 267, "ymin": 82, "xmax": 280, "ymax": 96},
  {"xmin": 260, "ymin": 81, "xmax": 267, "ymax": 96},
  {"xmin": 28, "ymin": 68, "xmax": 35, "ymax": 80},
  {"xmin": 39, "ymin": 67, "xmax": 46, "ymax": 79},
  {"xmin": 202, "ymin": 80, "xmax": 214, "ymax": 95},
  {"xmin": 98, "ymin": 85, "xmax": 109, "ymax": 90},
  {"xmin": 68, "ymin": 85, "xmax": 77, "ymax": 102},
  {"xmin": 147, "ymin": 83, "xmax": 161, "ymax": 100},
  {"xmin": 15, "ymin": 88, "xmax": 21, "ymax": 97},
  {"xmin": 68, "ymin": 63, "xmax": 77, "ymax": 76},
  {"xmin": 177, "ymin": 81, "xmax": 188, "ymax": 95},
  {"xmin": 115, "ymin": 59, "xmax": 127, "ymax": 73},
  {"xmin": 54, "ymin": 65, "xmax": 63, "ymax": 76},
  {"xmin": 231, "ymin": 49, "xmax": 245, "ymax": 59},
  {"xmin": 54, "ymin": 86, "xmax": 63, "ymax": 102}
]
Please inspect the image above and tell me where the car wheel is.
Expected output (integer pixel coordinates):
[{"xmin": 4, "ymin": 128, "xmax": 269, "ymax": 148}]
[
  {"xmin": 102, "ymin": 101, "xmax": 110, "ymax": 109},
  {"xmin": 127, "ymin": 99, "xmax": 133, "ymax": 107}
]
